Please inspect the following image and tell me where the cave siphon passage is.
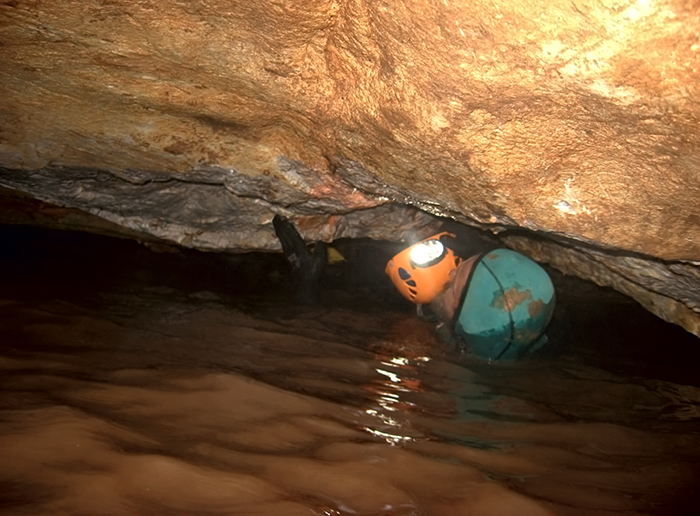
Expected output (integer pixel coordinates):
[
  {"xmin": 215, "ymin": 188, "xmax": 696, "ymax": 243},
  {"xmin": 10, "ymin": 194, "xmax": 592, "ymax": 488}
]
[{"xmin": 1, "ymin": 222, "xmax": 700, "ymax": 515}]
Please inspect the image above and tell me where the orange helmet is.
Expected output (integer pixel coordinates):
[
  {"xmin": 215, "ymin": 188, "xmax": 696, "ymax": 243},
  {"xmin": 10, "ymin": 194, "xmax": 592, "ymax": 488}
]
[{"xmin": 386, "ymin": 232, "xmax": 462, "ymax": 304}]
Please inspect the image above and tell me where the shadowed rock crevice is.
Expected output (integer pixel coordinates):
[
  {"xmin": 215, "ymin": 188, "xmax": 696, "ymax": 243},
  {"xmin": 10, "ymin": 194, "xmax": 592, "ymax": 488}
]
[{"xmin": 0, "ymin": 165, "xmax": 441, "ymax": 251}]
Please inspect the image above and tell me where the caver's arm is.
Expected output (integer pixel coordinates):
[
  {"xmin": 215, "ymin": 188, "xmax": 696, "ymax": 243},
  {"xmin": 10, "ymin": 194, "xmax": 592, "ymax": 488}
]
[{"xmin": 272, "ymin": 215, "xmax": 326, "ymax": 304}]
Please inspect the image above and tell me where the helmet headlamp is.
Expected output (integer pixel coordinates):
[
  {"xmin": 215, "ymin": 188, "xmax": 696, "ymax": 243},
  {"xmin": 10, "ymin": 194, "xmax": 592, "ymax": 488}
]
[
  {"xmin": 385, "ymin": 232, "xmax": 461, "ymax": 304},
  {"xmin": 409, "ymin": 238, "xmax": 445, "ymax": 267}
]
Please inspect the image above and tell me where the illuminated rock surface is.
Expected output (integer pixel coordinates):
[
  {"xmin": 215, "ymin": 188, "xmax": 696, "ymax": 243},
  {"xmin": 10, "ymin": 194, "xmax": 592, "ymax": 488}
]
[{"xmin": 0, "ymin": 0, "xmax": 698, "ymax": 334}]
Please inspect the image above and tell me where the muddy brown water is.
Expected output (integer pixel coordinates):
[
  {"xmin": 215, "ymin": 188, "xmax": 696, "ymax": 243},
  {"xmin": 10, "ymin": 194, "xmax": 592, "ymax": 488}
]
[{"xmin": 1, "ymin": 225, "xmax": 700, "ymax": 515}]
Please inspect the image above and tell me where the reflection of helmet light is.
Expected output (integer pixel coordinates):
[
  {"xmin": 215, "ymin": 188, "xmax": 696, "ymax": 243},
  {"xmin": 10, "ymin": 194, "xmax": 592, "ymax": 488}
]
[
  {"xmin": 385, "ymin": 232, "xmax": 462, "ymax": 304},
  {"xmin": 409, "ymin": 239, "xmax": 445, "ymax": 267}
]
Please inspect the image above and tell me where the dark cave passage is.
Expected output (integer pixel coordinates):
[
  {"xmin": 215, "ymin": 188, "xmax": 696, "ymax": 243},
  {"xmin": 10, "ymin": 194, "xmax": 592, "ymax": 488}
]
[{"xmin": 1, "ymin": 223, "xmax": 697, "ymax": 385}]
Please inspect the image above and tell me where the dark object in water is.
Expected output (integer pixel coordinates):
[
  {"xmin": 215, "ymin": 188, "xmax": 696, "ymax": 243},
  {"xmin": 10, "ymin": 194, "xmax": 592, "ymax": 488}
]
[{"xmin": 272, "ymin": 215, "xmax": 326, "ymax": 304}]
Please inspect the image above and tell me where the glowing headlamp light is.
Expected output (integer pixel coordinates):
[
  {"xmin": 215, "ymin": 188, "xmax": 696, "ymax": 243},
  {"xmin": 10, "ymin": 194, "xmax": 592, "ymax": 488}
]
[
  {"xmin": 385, "ymin": 232, "xmax": 458, "ymax": 304},
  {"xmin": 409, "ymin": 238, "xmax": 445, "ymax": 267}
]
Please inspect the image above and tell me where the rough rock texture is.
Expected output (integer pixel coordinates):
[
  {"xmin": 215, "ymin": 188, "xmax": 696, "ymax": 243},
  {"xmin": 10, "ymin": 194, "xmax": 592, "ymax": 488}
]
[
  {"xmin": 0, "ymin": 0, "xmax": 698, "ymax": 335},
  {"xmin": 0, "ymin": 168, "xmax": 441, "ymax": 251}
]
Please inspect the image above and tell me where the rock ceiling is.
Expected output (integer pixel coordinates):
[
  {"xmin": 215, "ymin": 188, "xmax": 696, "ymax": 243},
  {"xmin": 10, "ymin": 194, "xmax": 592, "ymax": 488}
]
[{"xmin": 0, "ymin": 0, "xmax": 698, "ymax": 336}]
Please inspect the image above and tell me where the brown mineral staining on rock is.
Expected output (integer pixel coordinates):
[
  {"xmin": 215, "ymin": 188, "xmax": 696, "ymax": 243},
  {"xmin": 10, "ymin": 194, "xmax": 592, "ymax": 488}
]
[{"xmin": 0, "ymin": 0, "xmax": 698, "ymax": 332}]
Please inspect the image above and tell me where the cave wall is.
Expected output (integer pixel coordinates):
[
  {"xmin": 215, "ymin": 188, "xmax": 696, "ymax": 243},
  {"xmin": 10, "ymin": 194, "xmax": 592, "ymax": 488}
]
[{"xmin": 0, "ymin": 0, "xmax": 698, "ymax": 335}]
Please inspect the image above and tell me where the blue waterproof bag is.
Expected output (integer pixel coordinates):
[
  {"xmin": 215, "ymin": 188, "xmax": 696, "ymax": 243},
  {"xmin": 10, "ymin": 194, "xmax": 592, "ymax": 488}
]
[{"xmin": 453, "ymin": 249, "xmax": 555, "ymax": 361}]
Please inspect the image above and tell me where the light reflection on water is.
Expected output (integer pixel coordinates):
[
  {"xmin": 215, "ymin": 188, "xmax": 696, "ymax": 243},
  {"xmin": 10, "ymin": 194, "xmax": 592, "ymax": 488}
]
[{"xmin": 1, "ymin": 288, "xmax": 700, "ymax": 516}]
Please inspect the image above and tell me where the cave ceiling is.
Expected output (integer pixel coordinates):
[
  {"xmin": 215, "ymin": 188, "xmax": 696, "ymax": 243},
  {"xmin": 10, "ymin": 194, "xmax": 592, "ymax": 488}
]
[{"xmin": 0, "ymin": 0, "xmax": 698, "ymax": 336}]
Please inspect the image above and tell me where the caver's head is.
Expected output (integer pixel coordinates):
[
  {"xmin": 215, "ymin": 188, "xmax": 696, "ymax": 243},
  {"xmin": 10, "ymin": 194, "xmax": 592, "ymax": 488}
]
[{"xmin": 385, "ymin": 232, "xmax": 462, "ymax": 305}]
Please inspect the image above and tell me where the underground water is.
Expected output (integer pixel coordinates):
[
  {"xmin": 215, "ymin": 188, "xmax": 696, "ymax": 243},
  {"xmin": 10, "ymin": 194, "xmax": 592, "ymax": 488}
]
[{"xmin": 1, "ymin": 223, "xmax": 699, "ymax": 515}]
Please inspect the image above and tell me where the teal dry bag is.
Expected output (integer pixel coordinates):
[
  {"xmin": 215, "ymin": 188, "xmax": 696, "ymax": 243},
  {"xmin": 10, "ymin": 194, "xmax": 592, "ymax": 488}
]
[{"xmin": 453, "ymin": 249, "xmax": 555, "ymax": 361}]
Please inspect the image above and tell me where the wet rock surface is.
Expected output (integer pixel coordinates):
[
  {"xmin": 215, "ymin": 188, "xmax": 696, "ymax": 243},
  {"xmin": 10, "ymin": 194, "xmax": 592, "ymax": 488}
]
[{"xmin": 0, "ymin": 0, "xmax": 698, "ymax": 335}]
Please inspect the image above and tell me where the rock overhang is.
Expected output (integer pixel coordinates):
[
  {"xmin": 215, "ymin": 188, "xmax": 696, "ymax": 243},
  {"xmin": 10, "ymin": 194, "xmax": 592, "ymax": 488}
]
[{"xmin": 0, "ymin": 0, "xmax": 698, "ymax": 336}]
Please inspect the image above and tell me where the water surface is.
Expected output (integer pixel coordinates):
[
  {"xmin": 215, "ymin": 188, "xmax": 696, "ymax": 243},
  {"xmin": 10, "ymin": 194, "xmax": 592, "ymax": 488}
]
[{"xmin": 1, "ymin": 226, "xmax": 699, "ymax": 515}]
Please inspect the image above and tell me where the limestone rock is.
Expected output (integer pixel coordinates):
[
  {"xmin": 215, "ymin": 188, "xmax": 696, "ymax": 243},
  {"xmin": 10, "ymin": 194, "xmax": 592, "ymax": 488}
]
[{"xmin": 0, "ymin": 0, "xmax": 698, "ymax": 334}]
